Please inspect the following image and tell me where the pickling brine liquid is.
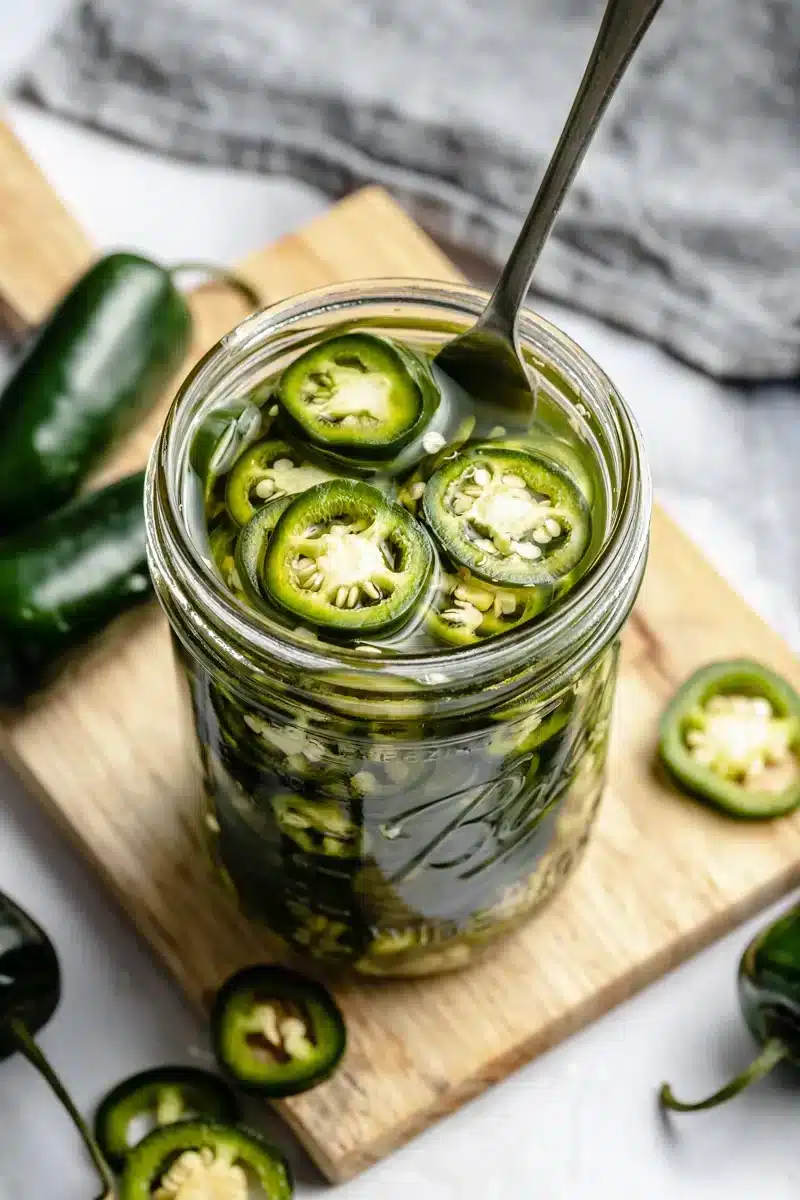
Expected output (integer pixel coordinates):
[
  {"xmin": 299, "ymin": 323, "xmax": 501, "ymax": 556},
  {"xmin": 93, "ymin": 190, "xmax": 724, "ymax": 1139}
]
[
  {"xmin": 181, "ymin": 334, "xmax": 609, "ymax": 657},
  {"xmin": 173, "ymin": 319, "xmax": 621, "ymax": 976}
]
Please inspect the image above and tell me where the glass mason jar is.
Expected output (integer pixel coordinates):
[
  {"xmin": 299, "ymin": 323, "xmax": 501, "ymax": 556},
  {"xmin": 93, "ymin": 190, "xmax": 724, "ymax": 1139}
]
[{"xmin": 145, "ymin": 280, "xmax": 651, "ymax": 978}]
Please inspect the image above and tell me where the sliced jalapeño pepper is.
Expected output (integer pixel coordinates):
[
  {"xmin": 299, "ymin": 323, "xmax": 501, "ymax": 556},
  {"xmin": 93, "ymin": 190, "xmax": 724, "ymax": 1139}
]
[
  {"xmin": 225, "ymin": 438, "xmax": 337, "ymax": 526},
  {"xmin": 661, "ymin": 901, "xmax": 800, "ymax": 1113},
  {"xmin": 659, "ymin": 660, "xmax": 800, "ymax": 818},
  {"xmin": 397, "ymin": 414, "xmax": 477, "ymax": 516},
  {"xmin": 120, "ymin": 1118, "xmax": 292, "ymax": 1200},
  {"xmin": 94, "ymin": 1066, "xmax": 241, "ymax": 1170},
  {"xmin": 277, "ymin": 332, "xmax": 440, "ymax": 460},
  {"xmin": 261, "ymin": 480, "xmax": 433, "ymax": 635},
  {"xmin": 423, "ymin": 445, "xmax": 590, "ymax": 586},
  {"xmin": 272, "ymin": 791, "xmax": 361, "ymax": 858},
  {"xmin": 190, "ymin": 402, "xmax": 263, "ymax": 503},
  {"xmin": 211, "ymin": 964, "xmax": 346, "ymax": 1096},
  {"xmin": 209, "ymin": 518, "xmax": 245, "ymax": 598},
  {"xmin": 427, "ymin": 570, "xmax": 552, "ymax": 647},
  {"xmin": 234, "ymin": 496, "xmax": 292, "ymax": 607}
]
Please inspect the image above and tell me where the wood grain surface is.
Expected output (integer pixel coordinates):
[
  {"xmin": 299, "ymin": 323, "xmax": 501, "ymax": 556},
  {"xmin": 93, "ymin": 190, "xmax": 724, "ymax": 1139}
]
[{"xmin": 1, "ymin": 119, "xmax": 799, "ymax": 1183}]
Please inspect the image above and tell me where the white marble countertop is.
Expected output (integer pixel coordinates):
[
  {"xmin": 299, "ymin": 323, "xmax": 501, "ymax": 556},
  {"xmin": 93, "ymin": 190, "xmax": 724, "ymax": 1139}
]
[{"xmin": 1, "ymin": 7, "xmax": 800, "ymax": 1197}]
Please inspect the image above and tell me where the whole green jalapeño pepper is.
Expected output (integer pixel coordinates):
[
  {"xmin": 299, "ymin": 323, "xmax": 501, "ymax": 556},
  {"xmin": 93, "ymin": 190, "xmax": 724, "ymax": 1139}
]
[
  {"xmin": 0, "ymin": 889, "xmax": 117, "ymax": 1198},
  {"xmin": 0, "ymin": 471, "xmax": 153, "ymax": 705},
  {"xmin": 0, "ymin": 253, "xmax": 259, "ymax": 533},
  {"xmin": 660, "ymin": 902, "xmax": 800, "ymax": 1113}
]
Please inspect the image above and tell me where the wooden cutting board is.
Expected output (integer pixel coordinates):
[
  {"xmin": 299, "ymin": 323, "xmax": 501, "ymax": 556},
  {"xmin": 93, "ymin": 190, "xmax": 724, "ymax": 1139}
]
[{"xmin": 1, "ymin": 120, "xmax": 800, "ymax": 1183}]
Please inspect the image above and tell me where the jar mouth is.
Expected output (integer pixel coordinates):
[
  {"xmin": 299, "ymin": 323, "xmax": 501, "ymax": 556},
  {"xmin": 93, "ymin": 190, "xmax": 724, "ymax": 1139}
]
[{"xmin": 149, "ymin": 279, "xmax": 651, "ymax": 696}]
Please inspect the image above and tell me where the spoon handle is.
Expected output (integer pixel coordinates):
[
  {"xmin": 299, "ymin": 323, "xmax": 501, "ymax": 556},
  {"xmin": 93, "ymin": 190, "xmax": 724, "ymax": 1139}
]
[{"xmin": 482, "ymin": 0, "xmax": 664, "ymax": 333}]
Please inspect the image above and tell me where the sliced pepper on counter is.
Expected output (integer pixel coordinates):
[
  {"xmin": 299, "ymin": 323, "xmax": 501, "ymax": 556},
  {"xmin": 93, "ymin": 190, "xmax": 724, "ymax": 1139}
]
[
  {"xmin": 94, "ymin": 1066, "xmax": 241, "ymax": 1170},
  {"xmin": 277, "ymin": 332, "xmax": 440, "ymax": 460},
  {"xmin": 211, "ymin": 964, "xmax": 346, "ymax": 1096},
  {"xmin": 0, "ymin": 890, "xmax": 117, "ymax": 1198},
  {"xmin": 660, "ymin": 901, "xmax": 800, "ymax": 1113},
  {"xmin": 658, "ymin": 660, "xmax": 800, "ymax": 818},
  {"xmin": 423, "ymin": 445, "xmax": 590, "ymax": 587},
  {"xmin": 0, "ymin": 253, "xmax": 259, "ymax": 533},
  {"xmin": 261, "ymin": 480, "xmax": 433, "ymax": 636},
  {"xmin": 120, "ymin": 1119, "xmax": 292, "ymax": 1200},
  {"xmin": 0, "ymin": 471, "xmax": 152, "ymax": 706}
]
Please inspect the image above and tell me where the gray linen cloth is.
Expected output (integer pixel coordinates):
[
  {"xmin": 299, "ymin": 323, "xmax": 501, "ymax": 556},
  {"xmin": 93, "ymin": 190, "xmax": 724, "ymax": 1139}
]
[{"xmin": 21, "ymin": 0, "xmax": 800, "ymax": 381}]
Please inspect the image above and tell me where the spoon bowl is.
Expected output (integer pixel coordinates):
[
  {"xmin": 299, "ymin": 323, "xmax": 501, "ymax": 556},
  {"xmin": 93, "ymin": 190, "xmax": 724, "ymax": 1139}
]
[{"xmin": 434, "ymin": 0, "xmax": 664, "ymax": 432}]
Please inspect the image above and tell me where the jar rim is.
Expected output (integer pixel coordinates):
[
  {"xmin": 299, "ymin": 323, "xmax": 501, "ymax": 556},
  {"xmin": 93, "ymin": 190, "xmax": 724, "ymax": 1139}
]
[{"xmin": 147, "ymin": 278, "xmax": 651, "ymax": 699}]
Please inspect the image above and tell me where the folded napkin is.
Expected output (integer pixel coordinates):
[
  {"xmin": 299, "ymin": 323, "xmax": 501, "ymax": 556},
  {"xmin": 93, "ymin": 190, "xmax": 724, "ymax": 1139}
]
[{"xmin": 21, "ymin": 0, "xmax": 800, "ymax": 380}]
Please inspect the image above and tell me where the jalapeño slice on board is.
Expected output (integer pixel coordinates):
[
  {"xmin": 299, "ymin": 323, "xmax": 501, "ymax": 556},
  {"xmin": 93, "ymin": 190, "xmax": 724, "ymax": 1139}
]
[
  {"xmin": 94, "ymin": 1066, "xmax": 240, "ymax": 1170},
  {"xmin": 225, "ymin": 438, "xmax": 336, "ymax": 526},
  {"xmin": 423, "ymin": 445, "xmax": 590, "ymax": 587},
  {"xmin": 277, "ymin": 332, "xmax": 440, "ymax": 460},
  {"xmin": 211, "ymin": 964, "xmax": 346, "ymax": 1096},
  {"xmin": 261, "ymin": 480, "xmax": 433, "ymax": 635},
  {"xmin": 659, "ymin": 660, "xmax": 800, "ymax": 819},
  {"xmin": 120, "ymin": 1118, "xmax": 293, "ymax": 1200}
]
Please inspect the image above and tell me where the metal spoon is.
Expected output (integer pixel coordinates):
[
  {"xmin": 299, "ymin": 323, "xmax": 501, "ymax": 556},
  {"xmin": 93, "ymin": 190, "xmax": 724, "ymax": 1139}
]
[{"xmin": 433, "ymin": 0, "xmax": 664, "ymax": 431}]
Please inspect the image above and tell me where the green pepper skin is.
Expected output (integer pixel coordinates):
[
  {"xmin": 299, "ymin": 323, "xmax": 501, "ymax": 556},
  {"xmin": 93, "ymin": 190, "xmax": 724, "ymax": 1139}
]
[
  {"xmin": 0, "ymin": 889, "xmax": 60, "ymax": 1060},
  {"xmin": 658, "ymin": 660, "xmax": 800, "ymax": 819},
  {"xmin": 660, "ymin": 902, "xmax": 800, "ymax": 1113},
  {"xmin": 0, "ymin": 471, "xmax": 152, "ymax": 705},
  {"xmin": 739, "ymin": 903, "xmax": 800, "ymax": 1053},
  {"xmin": 0, "ymin": 891, "xmax": 118, "ymax": 1197},
  {"xmin": 94, "ymin": 1065, "xmax": 241, "ymax": 1170},
  {"xmin": 0, "ymin": 253, "xmax": 191, "ymax": 532},
  {"xmin": 120, "ymin": 1118, "xmax": 293, "ymax": 1200},
  {"xmin": 211, "ymin": 964, "xmax": 347, "ymax": 1096}
]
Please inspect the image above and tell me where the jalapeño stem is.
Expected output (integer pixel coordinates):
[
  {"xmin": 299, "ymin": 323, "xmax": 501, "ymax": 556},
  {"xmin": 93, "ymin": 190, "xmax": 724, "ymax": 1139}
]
[
  {"xmin": 9, "ymin": 1017, "xmax": 117, "ymax": 1198},
  {"xmin": 169, "ymin": 262, "xmax": 261, "ymax": 309},
  {"xmin": 659, "ymin": 1037, "xmax": 788, "ymax": 1113}
]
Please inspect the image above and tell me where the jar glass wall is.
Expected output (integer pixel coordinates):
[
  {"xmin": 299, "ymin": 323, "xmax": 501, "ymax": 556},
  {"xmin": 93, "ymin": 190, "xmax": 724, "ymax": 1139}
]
[{"xmin": 146, "ymin": 280, "xmax": 651, "ymax": 977}]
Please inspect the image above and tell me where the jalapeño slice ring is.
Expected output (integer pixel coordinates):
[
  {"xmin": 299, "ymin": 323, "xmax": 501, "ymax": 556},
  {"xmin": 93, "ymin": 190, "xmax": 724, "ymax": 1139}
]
[
  {"xmin": 234, "ymin": 495, "xmax": 292, "ymax": 607},
  {"xmin": 659, "ymin": 659, "xmax": 800, "ymax": 819},
  {"xmin": 427, "ymin": 571, "xmax": 552, "ymax": 647},
  {"xmin": 93, "ymin": 1065, "xmax": 240, "ymax": 1170},
  {"xmin": 423, "ymin": 445, "xmax": 590, "ymax": 586},
  {"xmin": 211, "ymin": 964, "xmax": 346, "ymax": 1097},
  {"xmin": 190, "ymin": 402, "xmax": 263, "ymax": 501},
  {"xmin": 119, "ymin": 1117, "xmax": 293, "ymax": 1199},
  {"xmin": 225, "ymin": 437, "xmax": 336, "ymax": 526},
  {"xmin": 277, "ymin": 332, "xmax": 439, "ymax": 460},
  {"xmin": 261, "ymin": 479, "xmax": 433, "ymax": 635}
]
